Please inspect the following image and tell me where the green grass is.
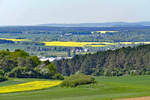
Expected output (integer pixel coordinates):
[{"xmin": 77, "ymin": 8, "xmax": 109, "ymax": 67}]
[{"xmin": 1, "ymin": 76, "xmax": 150, "ymax": 100}]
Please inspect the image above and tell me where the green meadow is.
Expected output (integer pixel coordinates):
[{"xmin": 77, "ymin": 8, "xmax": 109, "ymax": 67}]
[{"xmin": 1, "ymin": 76, "xmax": 150, "ymax": 100}]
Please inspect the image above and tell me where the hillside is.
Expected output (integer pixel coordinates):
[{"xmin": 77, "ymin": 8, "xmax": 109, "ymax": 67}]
[
  {"xmin": 55, "ymin": 44, "xmax": 150, "ymax": 76},
  {"xmin": 1, "ymin": 76, "xmax": 150, "ymax": 100},
  {"xmin": 39, "ymin": 21, "xmax": 150, "ymax": 27}
]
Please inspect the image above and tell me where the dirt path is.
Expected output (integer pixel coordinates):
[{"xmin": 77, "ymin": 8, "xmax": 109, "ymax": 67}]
[{"xmin": 118, "ymin": 96, "xmax": 150, "ymax": 100}]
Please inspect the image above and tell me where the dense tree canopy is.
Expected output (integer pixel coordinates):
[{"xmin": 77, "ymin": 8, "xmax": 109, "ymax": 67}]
[
  {"xmin": 55, "ymin": 45, "xmax": 150, "ymax": 76},
  {"xmin": 0, "ymin": 50, "xmax": 63, "ymax": 80}
]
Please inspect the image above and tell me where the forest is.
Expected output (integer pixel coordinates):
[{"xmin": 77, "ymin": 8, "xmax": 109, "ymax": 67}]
[
  {"xmin": 0, "ymin": 49, "xmax": 63, "ymax": 82},
  {"xmin": 55, "ymin": 44, "xmax": 150, "ymax": 76}
]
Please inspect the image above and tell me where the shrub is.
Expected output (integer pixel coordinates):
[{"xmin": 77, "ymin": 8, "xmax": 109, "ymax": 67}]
[
  {"xmin": 61, "ymin": 74, "xmax": 96, "ymax": 87},
  {"xmin": 0, "ymin": 70, "xmax": 4, "ymax": 76},
  {"xmin": 7, "ymin": 66, "xmax": 64, "ymax": 80},
  {"xmin": 52, "ymin": 73, "xmax": 64, "ymax": 80},
  {"xmin": 7, "ymin": 66, "xmax": 38, "ymax": 78},
  {"xmin": 0, "ymin": 76, "xmax": 7, "ymax": 82},
  {"xmin": 0, "ymin": 70, "xmax": 7, "ymax": 82}
]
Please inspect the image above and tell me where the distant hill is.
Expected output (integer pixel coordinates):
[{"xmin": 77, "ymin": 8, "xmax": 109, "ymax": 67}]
[{"xmin": 39, "ymin": 21, "xmax": 150, "ymax": 27}]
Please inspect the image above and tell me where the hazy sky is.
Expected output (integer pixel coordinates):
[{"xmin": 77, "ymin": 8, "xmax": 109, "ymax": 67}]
[{"xmin": 0, "ymin": 0, "xmax": 150, "ymax": 26}]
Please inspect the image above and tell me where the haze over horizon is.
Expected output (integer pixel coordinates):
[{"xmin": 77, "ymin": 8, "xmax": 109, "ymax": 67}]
[{"xmin": 0, "ymin": 0, "xmax": 150, "ymax": 26}]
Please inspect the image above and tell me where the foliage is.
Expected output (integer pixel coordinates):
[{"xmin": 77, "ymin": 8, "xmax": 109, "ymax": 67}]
[
  {"xmin": 47, "ymin": 63, "xmax": 57, "ymax": 75},
  {"xmin": 47, "ymin": 63, "xmax": 64, "ymax": 80},
  {"xmin": 0, "ymin": 50, "xmax": 63, "ymax": 80},
  {"xmin": 7, "ymin": 66, "xmax": 38, "ymax": 78},
  {"xmin": 61, "ymin": 74, "xmax": 95, "ymax": 87},
  {"xmin": 0, "ymin": 70, "xmax": 7, "ymax": 82},
  {"xmin": 0, "ymin": 76, "xmax": 7, "ymax": 82},
  {"xmin": 55, "ymin": 45, "xmax": 150, "ymax": 76}
]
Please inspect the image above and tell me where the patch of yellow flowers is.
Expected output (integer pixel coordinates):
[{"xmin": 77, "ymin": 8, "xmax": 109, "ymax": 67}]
[
  {"xmin": 43, "ymin": 41, "xmax": 150, "ymax": 47},
  {"xmin": 0, "ymin": 38, "xmax": 30, "ymax": 41},
  {"xmin": 43, "ymin": 41, "xmax": 116, "ymax": 47},
  {"xmin": 0, "ymin": 81, "xmax": 62, "ymax": 93},
  {"xmin": 91, "ymin": 31, "xmax": 118, "ymax": 34}
]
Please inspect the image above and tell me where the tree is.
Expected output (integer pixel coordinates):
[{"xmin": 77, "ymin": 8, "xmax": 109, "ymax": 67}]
[
  {"xmin": 0, "ymin": 70, "xmax": 4, "ymax": 76},
  {"xmin": 47, "ymin": 63, "xmax": 56, "ymax": 75}
]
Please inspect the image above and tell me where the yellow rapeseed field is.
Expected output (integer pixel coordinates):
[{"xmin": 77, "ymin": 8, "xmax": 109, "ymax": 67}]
[
  {"xmin": 42, "ymin": 41, "xmax": 116, "ymax": 47},
  {"xmin": 0, "ymin": 38, "xmax": 30, "ymax": 41},
  {"xmin": 119, "ymin": 42, "xmax": 150, "ymax": 45},
  {"xmin": 0, "ymin": 81, "xmax": 62, "ymax": 93},
  {"xmin": 91, "ymin": 31, "xmax": 118, "ymax": 34}
]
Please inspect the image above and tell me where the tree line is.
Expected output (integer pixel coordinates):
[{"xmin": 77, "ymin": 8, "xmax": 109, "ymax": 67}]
[
  {"xmin": 55, "ymin": 44, "xmax": 150, "ymax": 76},
  {"xmin": 0, "ymin": 49, "xmax": 63, "ymax": 82}
]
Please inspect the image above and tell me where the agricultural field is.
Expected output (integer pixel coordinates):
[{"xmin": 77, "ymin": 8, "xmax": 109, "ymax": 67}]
[
  {"xmin": 91, "ymin": 31, "xmax": 118, "ymax": 34},
  {"xmin": 0, "ymin": 27, "xmax": 150, "ymax": 57},
  {"xmin": 1, "ymin": 37, "xmax": 150, "ymax": 47},
  {"xmin": 0, "ymin": 80, "xmax": 61, "ymax": 93},
  {"xmin": 1, "ymin": 76, "xmax": 150, "ymax": 100},
  {"xmin": 0, "ymin": 38, "xmax": 30, "ymax": 42},
  {"xmin": 42, "ymin": 41, "xmax": 115, "ymax": 47},
  {"xmin": 43, "ymin": 41, "xmax": 150, "ymax": 47},
  {"xmin": 2, "ymin": 37, "xmax": 150, "ymax": 57},
  {"xmin": 1, "ymin": 37, "xmax": 150, "ymax": 48}
]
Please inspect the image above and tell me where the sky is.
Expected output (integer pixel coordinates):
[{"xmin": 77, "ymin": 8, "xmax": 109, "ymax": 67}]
[{"xmin": 0, "ymin": 0, "xmax": 150, "ymax": 26}]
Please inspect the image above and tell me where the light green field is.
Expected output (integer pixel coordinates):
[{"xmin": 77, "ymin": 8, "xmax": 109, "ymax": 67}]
[{"xmin": 1, "ymin": 76, "xmax": 150, "ymax": 100}]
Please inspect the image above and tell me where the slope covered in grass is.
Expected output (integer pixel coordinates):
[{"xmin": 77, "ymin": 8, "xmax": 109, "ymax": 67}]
[{"xmin": 0, "ymin": 76, "xmax": 150, "ymax": 100}]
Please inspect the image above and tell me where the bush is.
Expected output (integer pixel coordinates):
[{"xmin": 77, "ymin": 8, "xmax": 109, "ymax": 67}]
[
  {"xmin": 7, "ymin": 66, "xmax": 64, "ymax": 80},
  {"xmin": 7, "ymin": 66, "xmax": 38, "ymax": 78},
  {"xmin": 52, "ymin": 73, "xmax": 64, "ymax": 80},
  {"xmin": 0, "ymin": 76, "xmax": 7, "ymax": 82},
  {"xmin": 0, "ymin": 70, "xmax": 7, "ymax": 82},
  {"xmin": 61, "ymin": 74, "xmax": 96, "ymax": 87}
]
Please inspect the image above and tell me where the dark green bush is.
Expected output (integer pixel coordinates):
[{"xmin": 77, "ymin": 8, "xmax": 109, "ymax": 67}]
[
  {"xmin": 0, "ymin": 70, "xmax": 7, "ymax": 82},
  {"xmin": 7, "ymin": 66, "xmax": 38, "ymax": 78},
  {"xmin": 52, "ymin": 73, "xmax": 64, "ymax": 80},
  {"xmin": 61, "ymin": 74, "xmax": 96, "ymax": 87},
  {"xmin": 0, "ymin": 76, "xmax": 7, "ymax": 82},
  {"xmin": 7, "ymin": 65, "xmax": 64, "ymax": 80}
]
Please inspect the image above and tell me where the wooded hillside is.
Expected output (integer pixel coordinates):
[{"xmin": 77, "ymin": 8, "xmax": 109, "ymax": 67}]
[{"xmin": 55, "ymin": 45, "xmax": 150, "ymax": 76}]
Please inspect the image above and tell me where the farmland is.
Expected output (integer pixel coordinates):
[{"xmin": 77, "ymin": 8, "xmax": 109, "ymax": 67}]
[
  {"xmin": 0, "ymin": 38, "xmax": 30, "ymax": 42},
  {"xmin": 42, "ymin": 41, "xmax": 114, "ymax": 47},
  {"xmin": 92, "ymin": 31, "xmax": 118, "ymax": 34},
  {"xmin": 2, "ymin": 36, "xmax": 150, "ymax": 57},
  {"xmin": 0, "ymin": 26, "xmax": 150, "ymax": 57},
  {"xmin": 0, "ymin": 80, "xmax": 62, "ymax": 93},
  {"xmin": 43, "ymin": 41, "xmax": 150, "ymax": 47},
  {"xmin": 1, "ymin": 37, "xmax": 150, "ymax": 47},
  {"xmin": 1, "ymin": 76, "xmax": 150, "ymax": 100},
  {"xmin": 1, "ymin": 37, "xmax": 150, "ymax": 48}
]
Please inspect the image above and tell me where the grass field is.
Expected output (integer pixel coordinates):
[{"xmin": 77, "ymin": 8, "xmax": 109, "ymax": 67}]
[{"xmin": 1, "ymin": 76, "xmax": 150, "ymax": 100}]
